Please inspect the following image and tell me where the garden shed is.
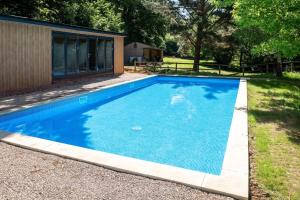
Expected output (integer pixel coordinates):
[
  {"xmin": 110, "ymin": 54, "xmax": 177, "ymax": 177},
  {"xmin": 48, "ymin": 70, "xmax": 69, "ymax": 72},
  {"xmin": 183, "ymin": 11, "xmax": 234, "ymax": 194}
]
[{"xmin": 124, "ymin": 42, "xmax": 163, "ymax": 65}]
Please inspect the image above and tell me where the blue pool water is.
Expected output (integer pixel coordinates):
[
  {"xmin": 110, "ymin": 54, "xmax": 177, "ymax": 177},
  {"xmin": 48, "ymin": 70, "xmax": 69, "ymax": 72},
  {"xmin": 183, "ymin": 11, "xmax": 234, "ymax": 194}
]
[{"xmin": 0, "ymin": 76, "xmax": 239, "ymax": 175}]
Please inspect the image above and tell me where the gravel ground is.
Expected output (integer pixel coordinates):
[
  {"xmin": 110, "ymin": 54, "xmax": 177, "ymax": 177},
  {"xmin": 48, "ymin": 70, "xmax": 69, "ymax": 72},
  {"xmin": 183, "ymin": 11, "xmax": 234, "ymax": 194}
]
[{"xmin": 0, "ymin": 142, "xmax": 234, "ymax": 200}]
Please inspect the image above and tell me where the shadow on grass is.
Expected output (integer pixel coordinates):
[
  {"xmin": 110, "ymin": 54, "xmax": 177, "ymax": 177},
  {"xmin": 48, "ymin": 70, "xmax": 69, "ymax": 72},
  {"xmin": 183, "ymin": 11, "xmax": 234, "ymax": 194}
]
[{"xmin": 249, "ymin": 78, "xmax": 300, "ymax": 145}]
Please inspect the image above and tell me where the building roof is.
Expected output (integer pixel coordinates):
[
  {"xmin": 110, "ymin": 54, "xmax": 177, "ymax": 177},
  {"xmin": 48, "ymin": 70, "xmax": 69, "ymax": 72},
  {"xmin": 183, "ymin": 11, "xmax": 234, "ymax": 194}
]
[{"xmin": 0, "ymin": 15, "xmax": 126, "ymax": 37}]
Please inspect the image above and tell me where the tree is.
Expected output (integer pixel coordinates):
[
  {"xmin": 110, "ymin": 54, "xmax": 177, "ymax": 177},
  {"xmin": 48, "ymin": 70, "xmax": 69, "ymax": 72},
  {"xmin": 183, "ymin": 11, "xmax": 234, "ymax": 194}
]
[
  {"xmin": 152, "ymin": 0, "xmax": 233, "ymax": 71},
  {"xmin": 0, "ymin": 0, "xmax": 40, "ymax": 18},
  {"xmin": 164, "ymin": 34, "xmax": 179, "ymax": 56},
  {"xmin": 208, "ymin": 32, "xmax": 236, "ymax": 65},
  {"xmin": 233, "ymin": 27, "xmax": 268, "ymax": 68},
  {"xmin": 111, "ymin": 0, "xmax": 168, "ymax": 47},
  {"xmin": 91, "ymin": 0, "xmax": 123, "ymax": 32},
  {"xmin": 233, "ymin": 0, "xmax": 300, "ymax": 77},
  {"xmin": 38, "ymin": 0, "xmax": 123, "ymax": 31},
  {"xmin": 1, "ymin": 0, "xmax": 123, "ymax": 32}
]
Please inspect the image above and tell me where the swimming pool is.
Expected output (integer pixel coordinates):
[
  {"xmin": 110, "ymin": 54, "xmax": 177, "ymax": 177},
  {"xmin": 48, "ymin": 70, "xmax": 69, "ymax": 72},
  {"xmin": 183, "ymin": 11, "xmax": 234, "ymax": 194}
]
[{"xmin": 0, "ymin": 75, "xmax": 239, "ymax": 175}]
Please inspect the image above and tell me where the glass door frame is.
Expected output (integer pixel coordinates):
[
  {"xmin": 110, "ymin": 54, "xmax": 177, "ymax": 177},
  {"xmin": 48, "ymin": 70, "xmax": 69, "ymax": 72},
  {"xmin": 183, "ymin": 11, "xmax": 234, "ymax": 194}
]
[
  {"xmin": 52, "ymin": 31, "xmax": 115, "ymax": 78},
  {"xmin": 78, "ymin": 36, "xmax": 89, "ymax": 73},
  {"xmin": 52, "ymin": 32, "xmax": 67, "ymax": 77}
]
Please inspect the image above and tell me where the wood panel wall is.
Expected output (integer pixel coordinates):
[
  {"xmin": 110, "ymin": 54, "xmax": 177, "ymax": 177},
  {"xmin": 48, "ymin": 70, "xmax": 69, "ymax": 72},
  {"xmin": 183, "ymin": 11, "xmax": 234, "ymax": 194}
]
[
  {"xmin": 114, "ymin": 37, "xmax": 124, "ymax": 74},
  {"xmin": 0, "ymin": 21, "xmax": 52, "ymax": 94},
  {"xmin": 0, "ymin": 20, "xmax": 125, "ymax": 94}
]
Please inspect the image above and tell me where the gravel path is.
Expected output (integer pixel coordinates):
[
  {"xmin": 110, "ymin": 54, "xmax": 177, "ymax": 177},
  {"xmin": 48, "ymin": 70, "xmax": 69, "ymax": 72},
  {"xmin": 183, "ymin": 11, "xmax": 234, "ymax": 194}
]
[{"xmin": 0, "ymin": 142, "xmax": 233, "ymax": 200}]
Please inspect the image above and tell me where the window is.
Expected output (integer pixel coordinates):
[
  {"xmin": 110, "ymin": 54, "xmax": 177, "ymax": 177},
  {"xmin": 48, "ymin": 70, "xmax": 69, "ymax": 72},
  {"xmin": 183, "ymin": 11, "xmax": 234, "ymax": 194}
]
[
  {"xmin": 52, "ymin": 32, "xmax": 114, "ymax": 77},
  {"xmin": 52, "ymin": 35, "xmax": 65, "ymax": 76},
  {"xmin": 97, "ymin": 39, "xmax": 105, "ymax": 72},
  {"xmin": 89, "ymin": 39, "xmax": 97, "ymax": 71},
  {"xmin": 66, "ymin": 37, "xmax": 77, "ymax": 74},
  {"xmin": 105, "ymin": 40, "xmax": 113, "ymax": 71},
  {"xmin": 78, "ymin": 38, "xmax": 88, "ymax": 72}
]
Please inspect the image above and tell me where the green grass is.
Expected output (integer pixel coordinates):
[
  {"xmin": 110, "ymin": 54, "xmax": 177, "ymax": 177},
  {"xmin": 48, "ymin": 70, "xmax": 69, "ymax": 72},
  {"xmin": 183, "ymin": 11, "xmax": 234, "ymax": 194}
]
[
  {"xmin": 163, "ymin": 57, "xmax": 195, "ymax": 64},
  {"xmin": 283, "ymin": 72, "xmax": 300, "ymax": 81},
  {"xmin": 163, "ymin": 57, "xmax": 214, "ymax": 68},
  {"xmin": 248, "ymin": 76, "xmax": 300, "ymax": 199}
]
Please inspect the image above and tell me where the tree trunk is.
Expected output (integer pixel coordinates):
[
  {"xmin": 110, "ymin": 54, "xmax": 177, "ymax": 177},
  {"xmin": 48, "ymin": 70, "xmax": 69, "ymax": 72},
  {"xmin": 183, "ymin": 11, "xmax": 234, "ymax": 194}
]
[
  {"xmin": 276, "ymin": 56, "xmax": 283, "ymax": 77},
  {"xmin": 239, "ymin": 49, "xmax": 243, "ymax": 68},
  {"xmin": 193, "ymin": 35, "xmax": 201, "ymax": 72}
]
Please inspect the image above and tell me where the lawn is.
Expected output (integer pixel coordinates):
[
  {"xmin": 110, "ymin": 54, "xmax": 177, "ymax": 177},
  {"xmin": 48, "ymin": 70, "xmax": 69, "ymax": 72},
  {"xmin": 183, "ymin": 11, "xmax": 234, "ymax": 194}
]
[
  {"xmin": 127, "ymin": 57, "xmax": 238, "ymax": 74},
  {"xmin": 163, "ymin": 57, "xmax": 195, "ymax": 64},
  {"xmin": 248, "ymin": 73, "xmax": 300, "ymax": 199},
  {"xmin": 163, "ymin": 57, "xmax": 214, "ymax": 69}
]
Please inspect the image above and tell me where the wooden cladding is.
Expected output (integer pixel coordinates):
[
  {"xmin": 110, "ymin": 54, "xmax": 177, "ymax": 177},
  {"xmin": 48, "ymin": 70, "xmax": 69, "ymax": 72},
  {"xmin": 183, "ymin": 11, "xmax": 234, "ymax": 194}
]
[
  {"xmin": 0, "ymin": 20, "xmax": 125, "ymax": 94},
  {"xmin": 114, "ymin": 37, "xmax": 124, "ymax": 74},
  {"xmin": 0, "ymin": 21, "xmax": 52, "ymax": 94}
]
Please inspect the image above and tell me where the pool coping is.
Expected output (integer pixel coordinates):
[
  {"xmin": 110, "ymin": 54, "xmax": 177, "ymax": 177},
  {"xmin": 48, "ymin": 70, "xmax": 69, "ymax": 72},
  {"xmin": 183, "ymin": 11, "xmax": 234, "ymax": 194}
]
[{"xmin": 0, "ymin": 75, "xmax": 248, "ymax": 200}]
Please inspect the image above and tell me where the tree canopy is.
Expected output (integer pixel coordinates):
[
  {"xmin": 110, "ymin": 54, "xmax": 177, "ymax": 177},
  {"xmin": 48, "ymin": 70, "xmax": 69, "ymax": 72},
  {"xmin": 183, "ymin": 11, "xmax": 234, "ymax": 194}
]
[
  {"xmin": 233, "ymin": 0, "xmax": 300, "ymax": 76},
  {"xmin": 111, "ymin": 0, "xmax": 168, "ymax": 47},
  {"xmin": 233, "ymin": 0, "xmax": 300, "ymax": 59},
  {"xmin": 0, "ymin": 0, "xmax": 123, "ymax": 31},
  {"xmin": 0, "ymin": 0, "xmax": 168, "ymax": 47},
  {"xmin": 147, "ymin": 0, "xmax": 234, "ymax": 70}
]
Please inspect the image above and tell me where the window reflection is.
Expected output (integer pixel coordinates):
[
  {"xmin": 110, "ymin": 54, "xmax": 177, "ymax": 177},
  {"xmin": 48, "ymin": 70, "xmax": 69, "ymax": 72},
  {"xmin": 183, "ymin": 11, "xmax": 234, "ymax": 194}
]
[
  {"xmin": 52, "ymin": 35, "xmax": 65, "ymax": 76},
  {"xmin": 52, "ymin": 33, "xmax": 114, "ymax": 78}
]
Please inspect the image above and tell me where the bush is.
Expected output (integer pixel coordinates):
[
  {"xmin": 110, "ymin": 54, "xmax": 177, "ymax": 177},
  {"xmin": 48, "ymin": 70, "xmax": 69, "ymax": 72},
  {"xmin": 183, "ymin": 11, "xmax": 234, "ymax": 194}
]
[
  {"xmin": 165, "ymin": 40, "xmax": 179, "ymax": 56},
  {"xmin": 213, "ymin": 48, "xmax": 234, "ymax": 65}
]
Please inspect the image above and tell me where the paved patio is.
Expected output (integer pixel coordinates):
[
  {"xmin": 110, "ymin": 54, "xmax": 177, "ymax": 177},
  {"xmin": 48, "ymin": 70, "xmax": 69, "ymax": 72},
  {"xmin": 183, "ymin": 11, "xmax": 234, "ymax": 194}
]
[
  {"xmin": 0, "ymin": 73, "xmax": 147, "ymax": 112},
  {"xmin": 0, "ymin": 72, "xmax": 233, "ymax": 200}
]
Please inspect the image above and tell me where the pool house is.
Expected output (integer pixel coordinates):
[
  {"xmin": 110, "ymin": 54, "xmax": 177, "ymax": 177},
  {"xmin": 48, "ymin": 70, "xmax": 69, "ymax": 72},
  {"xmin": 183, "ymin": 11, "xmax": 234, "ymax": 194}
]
[{"xmin": 0, "ymin": 15, "xmax": 125, "ymax": 94}]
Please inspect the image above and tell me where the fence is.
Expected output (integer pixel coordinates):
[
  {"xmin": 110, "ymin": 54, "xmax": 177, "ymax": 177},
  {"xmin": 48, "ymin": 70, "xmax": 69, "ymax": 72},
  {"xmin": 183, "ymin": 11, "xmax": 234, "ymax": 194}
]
[
  {"xmin": 130, "ymin": 60, "xmax": 300, "ymax": 76},
  {"xmin": 254, "ymin": 61, "xmax": 300, "ymax": 73},
  {"xmin": 132, "ymin": 61, "xmax": 244, "ymax": 76}
]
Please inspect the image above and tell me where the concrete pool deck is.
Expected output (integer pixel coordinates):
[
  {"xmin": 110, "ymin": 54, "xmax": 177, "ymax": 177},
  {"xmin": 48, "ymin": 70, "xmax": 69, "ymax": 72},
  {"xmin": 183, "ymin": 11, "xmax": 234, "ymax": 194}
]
[
  {"xmin": 0, "ymin": 72, "xmax": 147, "ymax": 112},
  {"xmin": 0, "ymin": 73, "xmax": 248, "ymax": 199}
]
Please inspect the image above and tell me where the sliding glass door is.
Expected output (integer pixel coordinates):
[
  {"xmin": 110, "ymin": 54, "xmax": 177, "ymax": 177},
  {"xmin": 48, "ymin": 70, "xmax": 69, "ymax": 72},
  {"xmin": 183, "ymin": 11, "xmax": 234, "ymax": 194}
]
[
  {"xmin": 78, "ymin": 38, "xmax": 88, "ymax": 73},
  {"xmin": 89, "ymin": 39, "xmax": 97, "ymax": 71},
  {"xmin": 66, "ymin": 37, "xmax": 77, "ymax": 74},
  {"xmin": 52, "ymin": 34, "xmax": 65, "ymax": 76},
  {"xmin": 97, "ymin": 40, "xmax": 105, "ymax": 72},
  {"xmin": 105, "ymin": 40, "xmax": 113, "ymax": 71},
  {"xmin": 52, "ymin": 32, "xmax": 114, "ymax": 78}
]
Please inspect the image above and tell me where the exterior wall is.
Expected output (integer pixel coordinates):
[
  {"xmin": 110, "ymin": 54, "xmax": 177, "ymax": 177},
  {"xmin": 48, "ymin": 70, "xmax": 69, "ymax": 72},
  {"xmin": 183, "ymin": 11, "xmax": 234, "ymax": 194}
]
[
  {"xmin": 124, "ymin": 42, "xmax": 162, "ymax": 64},
  {"xmin": 114, "ymin": 37, "xmax": 124, "ymax": 74},
  {"xmin": 0, "ymin": 20, "xmax": 125, "ymax": 94},
  {"xmin": 0, "ymin": 20, "xmax": 52, "ymax": 94},
  {"xmin": 124, "ymin": 43, "xmax": 144, "ymax": 64},
  {"xmin": 143, "ymin": 49, "xmax": 163, "ymax": 62}
]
